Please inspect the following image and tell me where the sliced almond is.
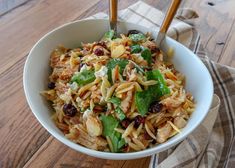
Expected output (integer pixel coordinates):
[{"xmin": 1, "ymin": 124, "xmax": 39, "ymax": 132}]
[
  {"xmin": 111, "ymin": 45, "xmax": 126, "ymax": 58},
  {"xmin": 86, "ymin": 116, "xmax": 103, "ymax": 137}
]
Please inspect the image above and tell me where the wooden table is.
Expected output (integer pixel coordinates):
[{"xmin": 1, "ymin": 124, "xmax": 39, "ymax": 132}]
[{"xmin": 0, "ymin": 0, "xmax": 234, "ymax": 167}]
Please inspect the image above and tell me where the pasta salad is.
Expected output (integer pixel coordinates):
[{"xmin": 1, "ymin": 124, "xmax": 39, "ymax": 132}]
[{"xmin": 42, "ymin": 30, "xmax": 195, "ymax": 152}]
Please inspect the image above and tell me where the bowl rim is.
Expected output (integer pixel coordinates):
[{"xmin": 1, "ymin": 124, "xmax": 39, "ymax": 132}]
[{"xmin": 23, "ymin": 18, "xmax": 214, "ymax": 160}]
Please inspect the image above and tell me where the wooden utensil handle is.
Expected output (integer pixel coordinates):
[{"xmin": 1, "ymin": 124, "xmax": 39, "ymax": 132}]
[
  {"xmin": 160, "ymin": 0, "xmax": 181, "ymax": 33},
  {"xmin": 109, "ymin": 0, "xmax": 118, "ymax": 23}
]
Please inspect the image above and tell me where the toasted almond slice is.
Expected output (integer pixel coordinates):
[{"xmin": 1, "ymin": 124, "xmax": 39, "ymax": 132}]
[
  {"xmin": 111, "ymin": 45, "xmax": 126, "ymax": 58},
  {"xmin": 86, "ymin": 116, "xmax": 103, "ymax": 137}
]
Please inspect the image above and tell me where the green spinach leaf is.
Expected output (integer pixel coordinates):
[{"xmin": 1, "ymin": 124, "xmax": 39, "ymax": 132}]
[
  {"xmin": 108, "ymin": 97, "xmax": 121, "ymax": 106},
  {"xmin": 101, "ymin": 115, "xmax": 119, "ymax": 136},
  {"xmin": 115, "ymin": 107, "xmax": 126, "ymax": 120},
  {"xmin": 135, "ymin": 90, "xmax": 153, "ymax": 116},
  {"xmin": 71, "ymin": 69, "xmax": 95, "ymax": 86},
  {"xmin": 108, "ymin": 97, "xmax": 126, "ymax": 120},
  {"xmin": 117, "ymin": 137, "xmax": 126, "ymax": 149},
  {"xmin": 131, "ymin": 44, "xmax": 142, "ymax": 53},
  {"xmin": 141, "ymin": 48, "xmax": 152, "ymax": 64},
  {"xmin": 100, "ymin": 115, "xmax": 126, "ymax": 152},
  {"xmin": 146, "ymin": 69, "xmax": 170, "ymax": 97},
  {"xmin": 135, "ymin": 70, "xmax": 170, "ymax": 116},
  {"xmin": 107, "ymin": 59, "xmax": 128, "ymax": 82},
  {"xmin": 129, "ymin": 33, "xmax": 146, "ymax": 43},
  {"xmin": 103, "ymin": 30, "xmax": 115, "ymax": 40}
]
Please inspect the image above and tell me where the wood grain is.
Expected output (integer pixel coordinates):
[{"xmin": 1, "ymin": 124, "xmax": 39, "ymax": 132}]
[
  {"xmin": 179, "ymin": 0, "xmax": 235, "ymax": 66},
  {"xmin": 0, "ymin": 0, "xmax": 30, "ymax": 16},
  {"xmin": 0, "ymin": 0, "xmax": 99, "ymax": 74},
  {"xmin": 24, "ymin": 137, "xmax": 126, "ymax": 168},
  {"xmin": 219, "ymin": 22, "xmax": 235, "ymax": 67},
  {"xmin": 0, "ymin": 56, "xmax": 50, "ymax": 168},
  {"xmin": 0, "ymin": 0, "xmax": 234, "ymax": 168},
  {"xmin": 141, "ymin": 0, "xmax": 235, "ymax": 67}
]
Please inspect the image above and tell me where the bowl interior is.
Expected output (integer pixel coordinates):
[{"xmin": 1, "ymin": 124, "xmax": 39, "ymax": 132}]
[{"xmin": 23, "ymin": 19, "xmax": 213, "ymax": 160}]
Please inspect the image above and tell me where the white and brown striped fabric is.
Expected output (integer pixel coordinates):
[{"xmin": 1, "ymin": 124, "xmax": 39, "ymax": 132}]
[{"xmin": 87, "ymin": 1, "xmax": 235, "ymax": 167}]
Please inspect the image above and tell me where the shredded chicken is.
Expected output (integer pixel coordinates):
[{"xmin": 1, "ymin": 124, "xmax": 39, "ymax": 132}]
[
  {"xmin": 66, "ymin": 125, "xmax": 107, "ymax": 150},
  {"xmin": 173, "ymin": 116, "xmax": 187, "ymax": 129},
  {"xmin": 156, "ymin": 123, "xmax": 173, "ymax": 143}
]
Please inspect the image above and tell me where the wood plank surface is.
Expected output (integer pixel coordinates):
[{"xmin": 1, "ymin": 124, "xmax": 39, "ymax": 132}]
[
  {"xmin": 0, "ymin": 0, "xmax": 30, "ymax": 16},
  {"xmin": 0, "ymin": 0, "xmax": 99, "ymax": 74},
  {"xmin": 184, "ymin": 0, "xmax": 235, "ymax": 64},
  {"xmin": 0, "ymin": 0, "xmax": 235, "ymax": 168}
]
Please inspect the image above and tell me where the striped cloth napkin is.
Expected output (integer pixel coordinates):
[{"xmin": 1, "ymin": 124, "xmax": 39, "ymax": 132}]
[{"xmin": 88, "ymin": 1, "xmax": 235, "ymax": 167}]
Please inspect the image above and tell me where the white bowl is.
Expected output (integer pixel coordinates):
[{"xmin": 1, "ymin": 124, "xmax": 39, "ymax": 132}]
[{"xmin": 23, "ymin": 19, "xmax": 213, "ymax": 160}]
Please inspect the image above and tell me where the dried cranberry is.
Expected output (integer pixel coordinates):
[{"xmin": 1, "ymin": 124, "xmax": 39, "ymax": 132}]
[
  {"xmin": 144, "ymin": 66, "xmax": 152, "ymax": 71},
  {"xmin": 134, "ymin": 115, "xmax": 145, "ymax": 128},
  {"xmin": 94, "ymin": 48, "xmax": 104, "ymax": 56},
  {"xmin": 63, "ymin": 104, "xmax": 77, "ymax": 117},
  {"xmin": 48, "ymin": 82, "xmax": 55, "ymax": 89},
  {"xmin": 121, "ymin": 119, "xmax": 131, "ymax": 128},
  {"xmin": 97, "ymin": 41, "xmax": 107, "ymax": 49},
  {"xmin": 121, "ymin": 144, "xmax": 129, "ymax": 152},
  {"xmin": 150, "ymin": 47, "xmax": 160, "ymax": 54},
  {"xmin": 127, "ymin": 30, "xmax": 141, "ymax": 36},
  {"xmin": 144, "ymin": 131, "xmax": 152, "ymax": 140},
  {"xmin": 93, "ymin": 105, "xmax": 105, "ymax": 113},
  {"xmin": 149, "ymin": 101, "xmax": 163, "ymax": 113}
]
